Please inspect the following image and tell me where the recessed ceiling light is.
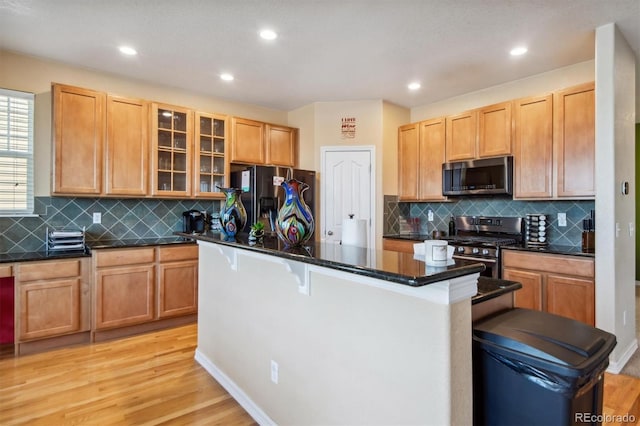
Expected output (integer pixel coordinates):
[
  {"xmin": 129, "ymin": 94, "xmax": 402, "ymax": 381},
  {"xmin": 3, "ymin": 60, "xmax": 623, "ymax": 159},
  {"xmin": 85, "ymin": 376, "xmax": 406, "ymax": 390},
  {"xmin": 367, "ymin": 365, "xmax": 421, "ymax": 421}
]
[
  {"xmin": 408, "ymin": 82, "xmax": 421, "ymax": 91},
  {"xmin": 118, "ymin": 46, "xmax": 137, "ymax": 56},
  {"xmin": 259, "ymin": 29, "xmax": 278, "ymax": 40},
  {"xmin": 510, "ymin": 46, "xmax": 528, "ymax": 56},
  {"xmin": 220, "ymin": 73, "xmax": 234, "ymax": 82}
]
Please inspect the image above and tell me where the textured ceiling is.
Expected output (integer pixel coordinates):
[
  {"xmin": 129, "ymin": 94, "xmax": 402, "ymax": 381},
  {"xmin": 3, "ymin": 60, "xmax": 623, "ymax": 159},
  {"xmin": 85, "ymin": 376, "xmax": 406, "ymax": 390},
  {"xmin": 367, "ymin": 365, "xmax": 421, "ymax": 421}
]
[{"xmin": 1, "ymin": 0, "xmax": 638, "ymax": 111}]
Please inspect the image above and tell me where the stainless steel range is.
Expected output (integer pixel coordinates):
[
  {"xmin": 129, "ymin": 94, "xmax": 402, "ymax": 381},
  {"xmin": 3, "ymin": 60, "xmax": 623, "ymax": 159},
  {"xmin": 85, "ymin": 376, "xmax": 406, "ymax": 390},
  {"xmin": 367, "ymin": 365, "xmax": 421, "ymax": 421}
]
[{"xmin": 445, "ymin": 216, "xmax": 524, "ymax": 279}]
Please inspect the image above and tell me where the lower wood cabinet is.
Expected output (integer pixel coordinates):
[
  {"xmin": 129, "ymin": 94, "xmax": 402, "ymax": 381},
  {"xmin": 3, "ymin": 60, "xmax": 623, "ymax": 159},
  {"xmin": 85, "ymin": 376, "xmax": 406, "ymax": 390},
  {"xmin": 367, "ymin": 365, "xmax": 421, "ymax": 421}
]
[
  {"xmin": 16, "ymin": 258, "xmax": 91, "ymax": 341},
  {"xmin": 502, "ymin": 250, "xmax": 594, "ymax": 325},
  {"xmin": 157, "ymin": 245, "xmax": 198, "ymax": 318}
]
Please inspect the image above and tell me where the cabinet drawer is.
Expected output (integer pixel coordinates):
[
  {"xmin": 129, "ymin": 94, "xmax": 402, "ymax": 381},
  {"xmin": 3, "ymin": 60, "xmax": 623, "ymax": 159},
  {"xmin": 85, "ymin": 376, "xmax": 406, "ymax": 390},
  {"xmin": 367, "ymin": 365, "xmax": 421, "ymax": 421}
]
[
  {"xmin": 95, "ymin": 247, "xmax": 155, "ymax": 267},
  {"xmin": 158, "ymin": 245, "xmax": 198, "ymax": 262},
  {"xmin": 382, "ymin": 239, "xmax": 415, "ymax": 253},
  {"xmin": 19, "ymin": 259, "xmax": 81, "ymax": 281},
  {"xmin": 502, "ymin": 250, "xmax": 594, "ymax": 278},
  {"xmin": 0, "ymin": 264, "xmax": 12, "ymax": 278}
]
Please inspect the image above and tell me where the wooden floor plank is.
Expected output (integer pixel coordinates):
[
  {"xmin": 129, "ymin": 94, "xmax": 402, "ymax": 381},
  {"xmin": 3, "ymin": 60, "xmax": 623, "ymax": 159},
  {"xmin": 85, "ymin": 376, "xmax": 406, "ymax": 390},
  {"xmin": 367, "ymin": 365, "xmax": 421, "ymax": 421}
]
[{"xmin": 1, "ymin": 323, "xmax": 639, "ymax": 425}]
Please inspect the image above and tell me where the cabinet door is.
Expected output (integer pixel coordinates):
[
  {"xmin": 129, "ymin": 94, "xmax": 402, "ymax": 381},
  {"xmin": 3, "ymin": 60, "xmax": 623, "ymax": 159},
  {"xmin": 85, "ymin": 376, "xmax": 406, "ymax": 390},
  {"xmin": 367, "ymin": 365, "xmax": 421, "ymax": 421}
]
[
  {"xmin": 418, "ymin": 118, "xmax": 446, "ymax": 200},
  {"xmin": 478, "ymin": 101, "xmax": 512, "ymax": 158},
  {"xmin": 19, "ymin": 279, "xmax": 80, "ymax": 341},
  {"xmin": 397, "ymin": 123, "xmax": 420, "ymax": 200},
  {"xmin": 266, "ymin": 124, "xmax": 297, "ymax": 167},
  {"xmin": 546, "ymin": 274, "xmax": 594, "ymax": 325},
  {"xmin": 151, "ymin": 103, "xmax": 193, "ymax": 197},
  {"xmin": 503, "ymin": 268, "xmax": 543, "ymax": 311},
  {"xmin": 52, "ymin": 84, "xmax": 104, "ymax": 195},
  {"xmin": 554, "ymin": 82, "xmax": 595, "ymax": 198},
  {"xmin": 105, "ymin": 96, "xmax": 149, "ymax": 196},
  {"xmin": 95, "ymin": 265, "xmax": 155, "ymax": 329},
  {"xmin": 231, "ymin": 117, "xmax": 265, "ymax": 164},
  {"xmin": 513, "ymin": 94, "xmax": 553, "ymax": 198},
  {"xmin": 445, "ymin": 111, "xmax": 477, "ymax": 161},
  {"xmin": 157, "ymin": 260, "xmax": 198, "ymax": 318},
  {"xmin": 195, "ymin": 112, "xmax": 227, "ymax": 198}
]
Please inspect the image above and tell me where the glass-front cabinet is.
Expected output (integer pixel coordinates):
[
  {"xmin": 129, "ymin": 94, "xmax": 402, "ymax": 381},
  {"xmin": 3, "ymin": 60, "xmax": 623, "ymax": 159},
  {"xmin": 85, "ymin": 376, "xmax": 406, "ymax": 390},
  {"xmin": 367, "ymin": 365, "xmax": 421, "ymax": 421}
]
[
  {"xmin": 195, "ymin": 112, "xmax": 228, "ymax": 198},
  {"xmin": 151, "ymin": 103, "xmax": 193, "ymax": 196}
]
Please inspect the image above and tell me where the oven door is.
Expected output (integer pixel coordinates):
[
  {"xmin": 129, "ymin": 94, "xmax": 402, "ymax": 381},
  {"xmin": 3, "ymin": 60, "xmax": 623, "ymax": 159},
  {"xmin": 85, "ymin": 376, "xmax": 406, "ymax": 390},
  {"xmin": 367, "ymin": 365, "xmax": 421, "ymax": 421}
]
[{"xmin": 452, "ymin": 254, "xmax": 499, "ymax": 279}]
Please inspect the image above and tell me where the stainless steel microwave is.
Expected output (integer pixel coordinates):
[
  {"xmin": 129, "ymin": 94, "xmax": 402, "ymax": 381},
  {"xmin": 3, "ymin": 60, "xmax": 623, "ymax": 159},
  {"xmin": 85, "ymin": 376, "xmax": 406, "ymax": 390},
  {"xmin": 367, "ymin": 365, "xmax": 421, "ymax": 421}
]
[{"xmin": 442, "ymin": 156, "xmax": 513, "ymax": 196}]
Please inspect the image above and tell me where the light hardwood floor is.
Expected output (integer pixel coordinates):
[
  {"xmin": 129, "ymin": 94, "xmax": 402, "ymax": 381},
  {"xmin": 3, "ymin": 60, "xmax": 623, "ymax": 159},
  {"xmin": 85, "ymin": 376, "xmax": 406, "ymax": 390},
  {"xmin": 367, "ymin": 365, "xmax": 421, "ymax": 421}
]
[{"xmin": 1, "ymin": 323, "xmax": 639, "ymax": 425}]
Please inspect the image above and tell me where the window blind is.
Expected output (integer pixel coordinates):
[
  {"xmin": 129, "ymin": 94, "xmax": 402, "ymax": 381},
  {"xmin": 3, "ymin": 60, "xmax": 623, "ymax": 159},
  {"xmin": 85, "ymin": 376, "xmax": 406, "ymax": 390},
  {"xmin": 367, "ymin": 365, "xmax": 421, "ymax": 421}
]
[{"xmin": 0, "ymin": 88, "xmax": 34, "ymax": 215}]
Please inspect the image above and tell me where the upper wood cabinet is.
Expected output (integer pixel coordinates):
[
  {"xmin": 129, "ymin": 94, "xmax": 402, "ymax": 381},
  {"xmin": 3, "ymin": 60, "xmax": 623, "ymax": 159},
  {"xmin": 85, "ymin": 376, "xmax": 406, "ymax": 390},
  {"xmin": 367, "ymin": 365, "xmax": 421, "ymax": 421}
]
[
  {"xmin": 105, "ymin": 96, "xmax": 149, "ymax": 196},
  {"xmin": 398, "ymin": 123, "xmax": 419, "ymax": 200},
  {"xmin": 231, "ymin": 117, "xmax": 265, "ymax": 164},
  {"xmin": 52, "ymin": 84, "xmax": 104, "ymax": 195},
  {"xmin": 231, "ymin": 117, "xmax": 298, "ymax": 166},
  {"xmin": 478, "ymin": 101, "xmax": 512, "ymax": 158},
  {"xmin": 194, "ymin": 112, "xmax": 228, "ymax": 198},
  {"xmin": 150, "ymin": 103, "xmax": 193, "ymax": 197},
  {"xmin": 445, "ymin": 110, "xmax": 476, "ymax": 161},
  {"xmin": 513, "ymin": 94, "xmax": 553, "ymax": 198},
  {"xmin": 554, "ymin": 82, "xmax": 595, "ymax": 198},
  {"xmin": 266, "ymin": 124, "xmax": 297, "ymax": 167}
]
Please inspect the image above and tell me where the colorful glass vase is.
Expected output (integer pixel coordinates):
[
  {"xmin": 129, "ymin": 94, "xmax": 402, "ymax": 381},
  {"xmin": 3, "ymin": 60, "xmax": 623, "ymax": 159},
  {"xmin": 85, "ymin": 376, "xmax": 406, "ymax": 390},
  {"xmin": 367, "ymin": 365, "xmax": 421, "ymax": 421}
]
[
  {"xmin": 275, "ymin": 179, "xmax": 315, "ymax": 247},
  {"xmin": 217, "ymin": 186, "xmax": 247, "ymax": 238}
]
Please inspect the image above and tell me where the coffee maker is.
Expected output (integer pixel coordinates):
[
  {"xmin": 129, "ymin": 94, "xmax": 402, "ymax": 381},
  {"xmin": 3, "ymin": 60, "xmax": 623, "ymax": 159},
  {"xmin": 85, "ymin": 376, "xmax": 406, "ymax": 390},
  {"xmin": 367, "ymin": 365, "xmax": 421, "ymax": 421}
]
[{"xmin": 183, "ymin": 210, "xmax": 207, "ymax": 234}]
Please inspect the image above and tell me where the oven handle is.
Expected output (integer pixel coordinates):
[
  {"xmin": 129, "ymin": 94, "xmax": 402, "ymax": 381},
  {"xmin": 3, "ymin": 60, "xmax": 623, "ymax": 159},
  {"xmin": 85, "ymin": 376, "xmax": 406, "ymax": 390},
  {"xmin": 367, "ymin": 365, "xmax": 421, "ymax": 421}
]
[{"xmin": 452, "ymin": 254, "xmax": 497, "ymax": 264}]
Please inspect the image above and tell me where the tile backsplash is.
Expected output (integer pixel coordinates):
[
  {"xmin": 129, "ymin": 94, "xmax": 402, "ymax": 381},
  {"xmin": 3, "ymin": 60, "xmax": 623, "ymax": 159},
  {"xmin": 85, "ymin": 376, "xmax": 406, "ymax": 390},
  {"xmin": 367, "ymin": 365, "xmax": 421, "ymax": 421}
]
[
  {"xmin": 0, "ymin": 197, "xmax": 221, "ymax": 254},
  {"xmin": 384, "ymin": 195, "xmax": 595, "ymax": 247}
]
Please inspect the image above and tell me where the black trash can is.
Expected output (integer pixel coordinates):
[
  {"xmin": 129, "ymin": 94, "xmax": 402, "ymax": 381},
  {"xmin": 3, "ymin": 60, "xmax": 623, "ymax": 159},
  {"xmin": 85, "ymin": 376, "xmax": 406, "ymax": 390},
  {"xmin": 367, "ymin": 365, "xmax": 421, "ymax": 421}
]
[{"xmin": 473, "ymin": 308, "xmax": 617, "ymax": 426}]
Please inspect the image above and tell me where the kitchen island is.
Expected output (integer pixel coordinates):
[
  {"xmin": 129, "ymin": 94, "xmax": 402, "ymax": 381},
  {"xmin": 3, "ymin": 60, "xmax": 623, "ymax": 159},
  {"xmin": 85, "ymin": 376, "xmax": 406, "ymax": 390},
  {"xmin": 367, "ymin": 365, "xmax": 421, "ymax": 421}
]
[{"xmin": 182, "ymin": 232, "xmax": 486, "ymax": 425}]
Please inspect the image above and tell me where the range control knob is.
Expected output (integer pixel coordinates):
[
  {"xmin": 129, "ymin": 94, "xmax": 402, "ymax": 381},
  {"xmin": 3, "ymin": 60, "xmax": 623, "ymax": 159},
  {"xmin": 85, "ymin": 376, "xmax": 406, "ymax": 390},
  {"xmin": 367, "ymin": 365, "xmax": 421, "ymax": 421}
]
[
  {"xmin": 457, "ymin": 246, "xmax": 465, "ymax": 253},
  {"xmin": 482, "ymin": 249, "xmax": 490, "ymax": 256},
  {"xmin": 472, "ymin": 248, "xmax": 479, "ymax": 254}
]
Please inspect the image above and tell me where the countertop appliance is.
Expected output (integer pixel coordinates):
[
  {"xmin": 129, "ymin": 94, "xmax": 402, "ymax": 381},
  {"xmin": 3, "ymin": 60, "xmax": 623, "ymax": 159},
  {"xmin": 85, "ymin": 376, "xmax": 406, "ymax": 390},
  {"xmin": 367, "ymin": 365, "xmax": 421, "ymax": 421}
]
[
  {"xmin": 183, "ymin": 210, "xmax": 206, "ymax": 234},
  {"xmin": 230, "ymin": 164, "xmax": 316, "ymax": 237},
  {"xmin": 442, "ymin": 156, "xmax": 513, "ymax": 196},
  {"xmin": 444, "ymin": 215, "xmax": 524, "ymax": 279}
]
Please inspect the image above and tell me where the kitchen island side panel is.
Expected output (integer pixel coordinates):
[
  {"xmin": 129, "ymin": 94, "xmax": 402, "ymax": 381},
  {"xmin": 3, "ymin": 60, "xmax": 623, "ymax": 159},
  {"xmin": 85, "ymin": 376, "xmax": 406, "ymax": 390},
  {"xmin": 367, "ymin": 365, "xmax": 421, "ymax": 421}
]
[{"xmin": 196, "ymin": 241, "xmax": 473, "ymax": 425}]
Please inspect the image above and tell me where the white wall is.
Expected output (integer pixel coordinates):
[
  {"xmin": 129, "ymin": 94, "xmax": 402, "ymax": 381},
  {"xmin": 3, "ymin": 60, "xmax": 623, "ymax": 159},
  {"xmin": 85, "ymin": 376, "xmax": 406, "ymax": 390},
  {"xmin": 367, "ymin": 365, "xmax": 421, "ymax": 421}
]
[{"xmin": 594, "ymin": 24, "xmax": 637, "ymax": 371}]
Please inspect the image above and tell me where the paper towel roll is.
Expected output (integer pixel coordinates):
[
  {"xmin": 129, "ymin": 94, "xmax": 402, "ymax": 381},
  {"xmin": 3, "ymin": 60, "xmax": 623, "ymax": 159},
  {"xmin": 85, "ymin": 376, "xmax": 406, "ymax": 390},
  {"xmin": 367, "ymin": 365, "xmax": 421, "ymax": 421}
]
[{"xmin": 342, "ymin": 217, "xmax": 367, "ymax": 247}]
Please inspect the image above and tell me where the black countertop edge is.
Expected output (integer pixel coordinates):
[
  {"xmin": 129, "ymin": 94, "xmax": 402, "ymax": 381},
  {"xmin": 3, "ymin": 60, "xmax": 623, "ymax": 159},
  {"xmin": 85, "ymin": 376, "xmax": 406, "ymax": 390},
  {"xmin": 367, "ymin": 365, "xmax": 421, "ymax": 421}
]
[
  {"xmin": 0, "ymin": 236, "xmax": 198, "ymax": 264},
  {"xmin": 383, "ymin": 234, "xmax": 594, "ymax": 257},
  {"xmin": 178, "ymin": 232, "xmax": 485, "ymax": 287},
  {"xmin": 471, "ymin": 276, "xmax": 522, "ymax": 305}
]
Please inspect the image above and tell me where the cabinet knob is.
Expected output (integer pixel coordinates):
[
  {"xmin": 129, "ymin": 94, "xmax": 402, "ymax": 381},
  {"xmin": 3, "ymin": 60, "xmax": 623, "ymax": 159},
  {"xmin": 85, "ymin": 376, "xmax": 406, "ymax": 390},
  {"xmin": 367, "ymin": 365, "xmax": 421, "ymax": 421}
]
[{"xmin": 327, "ymin": 230, "xmax": 333, "ymax": 236}]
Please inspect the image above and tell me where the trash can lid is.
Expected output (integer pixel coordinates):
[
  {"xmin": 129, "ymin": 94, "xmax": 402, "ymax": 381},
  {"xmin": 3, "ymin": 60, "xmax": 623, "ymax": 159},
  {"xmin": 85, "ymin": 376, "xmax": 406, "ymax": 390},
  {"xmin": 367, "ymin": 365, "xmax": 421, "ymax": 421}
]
[{"xmin": 473, "ymin": 308, "xmax": 616, "ymax": 371}]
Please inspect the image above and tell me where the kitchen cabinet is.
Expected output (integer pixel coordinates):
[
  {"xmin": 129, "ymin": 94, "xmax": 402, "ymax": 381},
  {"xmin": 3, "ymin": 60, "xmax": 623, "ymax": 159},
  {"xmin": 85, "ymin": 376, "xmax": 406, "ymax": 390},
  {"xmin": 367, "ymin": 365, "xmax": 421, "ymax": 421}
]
[
  {"xmin": 382, "ymin": 238, "xmax": 415, "ymax": 253},
  {"xmin": 502, "ymin": 250, "xmax": 594, "ymax": 325},
  {"xmin": 266, "ymin": 124, "xmax": 297, "ymax": 167},
  {"xmin": 554, "ymin": 82, "xmax": 595, "ymax": 198},
  {"xmin": 151, "ymin": 103, "xmax": 193, "ymax": 197},
  {"xmin": 52, "ymin": 84, "xmax": 104, "ymax": 195},
  {"xmin": 105, "ymin": 95, "xmax": 149, "ymax": 196},
  {"xmin": 513, "ymin": 94, "xmax": 553, "ymax": 198},
  {"xmin": 231, "ymin": 117, "xmax": 299, "ymax": 167},
  {"xmin": 477, "ymin": 101, "xmax": 512, "ymax": 158},
  {"xmin": 194, "ymin": 112, "xmax": 228, "ymax": 198},
  {"xmin": 231, "ymin": 117, "xmax": 265, "ymax": 164},
  {"xmin": 398, "ymin": 118, "xmax": 446, "ymax": 201},
  {"xmin": 16, "ymin": 258, "xmax": 90, "ymax": 341},
  {"xmin": 445, "ymin": 110, "xmax": 476, "ymax": 161},
  {"xmin": 157, "ymin": 245, "xmax": 198, "ymax": 318},
  {"xmin": 94, "ymin": 247, "xmax": 156, "ymax": 329}
]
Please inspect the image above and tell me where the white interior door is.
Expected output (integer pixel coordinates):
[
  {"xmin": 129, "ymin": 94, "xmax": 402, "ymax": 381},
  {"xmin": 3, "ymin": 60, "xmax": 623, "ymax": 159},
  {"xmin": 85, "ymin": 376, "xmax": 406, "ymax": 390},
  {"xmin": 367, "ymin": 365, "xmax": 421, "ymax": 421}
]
[{"xmin": 321, "ymin": 147, "xmax": 374, "ymax": 248}]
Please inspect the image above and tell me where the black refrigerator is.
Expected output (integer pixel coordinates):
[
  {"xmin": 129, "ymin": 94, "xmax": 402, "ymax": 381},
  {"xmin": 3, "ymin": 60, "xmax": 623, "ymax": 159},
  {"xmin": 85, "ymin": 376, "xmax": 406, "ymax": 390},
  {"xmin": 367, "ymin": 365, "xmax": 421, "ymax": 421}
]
[{"xmin": 230, "ymin": 164, "xmax": 316, "ymax": 237}]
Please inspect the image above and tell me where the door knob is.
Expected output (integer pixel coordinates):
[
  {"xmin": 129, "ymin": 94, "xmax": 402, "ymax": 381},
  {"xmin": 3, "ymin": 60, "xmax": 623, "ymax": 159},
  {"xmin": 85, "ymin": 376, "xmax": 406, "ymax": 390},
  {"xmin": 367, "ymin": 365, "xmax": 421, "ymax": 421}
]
[{"xmin": 327, "ymin": 230, "xmax": 333, "ymax": 235}]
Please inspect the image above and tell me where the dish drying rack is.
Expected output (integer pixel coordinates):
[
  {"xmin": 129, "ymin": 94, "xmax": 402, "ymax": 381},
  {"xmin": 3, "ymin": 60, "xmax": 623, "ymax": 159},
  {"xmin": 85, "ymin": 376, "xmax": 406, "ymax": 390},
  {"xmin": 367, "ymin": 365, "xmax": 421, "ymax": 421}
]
[{"xmin": 46, "ymin": 227, "xmax": 86, "ymax": 254}]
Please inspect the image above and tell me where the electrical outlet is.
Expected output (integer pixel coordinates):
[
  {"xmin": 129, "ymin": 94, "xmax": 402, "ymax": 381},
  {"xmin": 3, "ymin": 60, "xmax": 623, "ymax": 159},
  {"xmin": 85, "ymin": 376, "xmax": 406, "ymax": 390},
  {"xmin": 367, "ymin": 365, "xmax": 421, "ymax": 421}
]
[
  {"xmin": 270, "ymin": 360, "xmax": 279, "ymax": 384},
  {"xmin": 428, "ymin": 210, "xmax": 434, "ymax": 222},
  {"xmin": 92, "ymin": 212, "xmax": 102, "ymax": 224},
  {"xmin": 557, "ymin": 213, "xmax": 566, "ymax": 227}
]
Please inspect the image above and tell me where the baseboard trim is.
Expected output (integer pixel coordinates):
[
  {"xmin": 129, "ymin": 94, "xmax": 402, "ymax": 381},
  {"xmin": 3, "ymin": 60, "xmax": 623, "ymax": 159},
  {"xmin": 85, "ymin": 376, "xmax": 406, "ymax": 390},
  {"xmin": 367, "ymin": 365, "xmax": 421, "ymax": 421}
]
[
  {"xmin": 194, "ymin": 348, "xmax": 276, "ymax": 426},
  {"xmin": 608, "ymin": 337, "xmax": 638, "ymax": 374}
]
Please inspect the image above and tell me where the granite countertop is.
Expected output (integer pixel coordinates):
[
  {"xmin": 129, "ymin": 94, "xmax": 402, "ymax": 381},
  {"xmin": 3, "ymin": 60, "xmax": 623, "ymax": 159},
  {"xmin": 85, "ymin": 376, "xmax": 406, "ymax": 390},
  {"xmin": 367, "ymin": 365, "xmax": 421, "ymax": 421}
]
[
  {"xmin": 383, "ymin": 234, "xmax": 594, "ymax": 257},
  {"xmin": 178, "ymin": 231, "xmax": 485, "ymax": 287},
  {"xmin": 0, "ymin": 236, "xmax": 197, "ymax": 264},
  {"xmin": 471, "ymin": 276, "xmax": 522, "ymax": 305}
]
